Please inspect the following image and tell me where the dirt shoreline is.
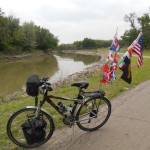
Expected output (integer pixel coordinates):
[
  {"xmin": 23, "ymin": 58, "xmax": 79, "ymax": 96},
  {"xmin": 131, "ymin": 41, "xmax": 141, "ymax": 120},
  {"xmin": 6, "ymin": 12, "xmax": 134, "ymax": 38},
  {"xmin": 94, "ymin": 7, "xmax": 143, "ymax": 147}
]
[
  {"xmin": 0, "ymin": 54, "xmax": 31, "ymax": 62},
  {"xmin": 0, "ymin": 51, "xmax": 52, "ymax": 62},
  {"xmin": 0, "ymin": 54, "xmax": 49, "ymax": 62}
]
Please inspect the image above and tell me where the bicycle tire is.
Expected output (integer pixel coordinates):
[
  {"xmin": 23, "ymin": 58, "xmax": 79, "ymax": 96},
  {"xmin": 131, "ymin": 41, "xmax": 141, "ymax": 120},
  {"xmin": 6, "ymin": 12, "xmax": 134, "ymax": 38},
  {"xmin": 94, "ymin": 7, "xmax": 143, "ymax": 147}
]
[
  {"xmin": 76, "ymin": 96, "xmax": 111, "ymax": 131},
  {"xmin": 7, "ymin": 107, "xmax": 55, "ymax": 148}
]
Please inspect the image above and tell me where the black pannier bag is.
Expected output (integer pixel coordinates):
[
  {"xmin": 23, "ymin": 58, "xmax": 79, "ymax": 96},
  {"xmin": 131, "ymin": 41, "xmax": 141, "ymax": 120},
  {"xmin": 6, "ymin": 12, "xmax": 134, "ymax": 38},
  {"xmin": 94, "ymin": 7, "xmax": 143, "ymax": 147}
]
[
  {"xmin": 21, "ymin": 117, "xmax": 47, "ymax": 145},
  {"xmin": 26, "ymin": 75, "xmax": 40, "ymax": 97}
]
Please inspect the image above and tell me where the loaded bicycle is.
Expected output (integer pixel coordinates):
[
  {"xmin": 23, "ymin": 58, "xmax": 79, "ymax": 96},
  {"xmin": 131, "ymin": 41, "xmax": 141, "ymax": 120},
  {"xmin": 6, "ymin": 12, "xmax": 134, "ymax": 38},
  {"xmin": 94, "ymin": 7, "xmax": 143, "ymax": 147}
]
[{"xmin": 7, "ymin": 75, "xmax": 111, "ymax": 148}]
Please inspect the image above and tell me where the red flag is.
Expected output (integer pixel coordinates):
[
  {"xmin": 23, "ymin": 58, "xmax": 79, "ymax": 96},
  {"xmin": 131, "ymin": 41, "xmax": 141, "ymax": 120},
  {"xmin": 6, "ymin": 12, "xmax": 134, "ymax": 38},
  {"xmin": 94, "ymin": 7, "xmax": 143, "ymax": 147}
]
[
  {"xmin": 102, "ymin": 64, "xmax": 110, "ymax": 73},
  {"xmin": 100, "ymin": 64, "xmax": 112, "ymax": 84}
]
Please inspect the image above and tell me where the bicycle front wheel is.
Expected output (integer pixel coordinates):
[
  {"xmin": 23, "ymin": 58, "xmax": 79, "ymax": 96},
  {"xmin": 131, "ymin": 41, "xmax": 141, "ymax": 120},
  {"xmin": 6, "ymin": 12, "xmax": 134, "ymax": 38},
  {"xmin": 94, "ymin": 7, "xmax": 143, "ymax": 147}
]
[
  {"xmin": 76, "ymin": 97, "xmax": 111, "ymax": 131},
  {"xmin": 7, "ymin": 107, "xmax": 55, "ymax": 148}
]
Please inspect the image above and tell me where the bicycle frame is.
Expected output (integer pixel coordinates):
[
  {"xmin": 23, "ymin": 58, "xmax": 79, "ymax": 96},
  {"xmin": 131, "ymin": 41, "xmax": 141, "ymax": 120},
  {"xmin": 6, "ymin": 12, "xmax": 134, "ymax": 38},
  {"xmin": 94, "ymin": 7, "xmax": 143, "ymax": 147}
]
[
  {"xmin": 39, "ymin": 90, "xmax": 84, "ymax": 117},
  {"xmin": 7, "ymin": 79, "xmax": 111, "ymax": 149}
]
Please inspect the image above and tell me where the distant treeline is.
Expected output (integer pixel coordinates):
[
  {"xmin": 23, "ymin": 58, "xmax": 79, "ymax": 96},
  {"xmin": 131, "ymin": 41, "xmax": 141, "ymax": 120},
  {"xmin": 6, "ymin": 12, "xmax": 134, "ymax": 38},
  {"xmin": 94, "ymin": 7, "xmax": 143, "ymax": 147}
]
[
  {"xmin": 58, "ymin": 8, "xmax": 150, "ymax": 50},
  {"xmin": 57, "ymin": 38, "xmax": 114, "ymax": 50},
  {"xmin": 0, "ymin": 8, "xmax": 58, "ymax": 54},
  {"xmin": 0, "ymin": 7, "xmax": 150, "ymax": 54}
]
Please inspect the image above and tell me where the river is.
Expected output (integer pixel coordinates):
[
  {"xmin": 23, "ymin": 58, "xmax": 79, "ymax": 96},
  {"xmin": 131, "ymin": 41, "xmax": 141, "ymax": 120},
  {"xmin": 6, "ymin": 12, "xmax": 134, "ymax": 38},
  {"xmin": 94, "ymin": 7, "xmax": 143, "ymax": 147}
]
[{"xmin": 0, "ymin": 52, "xmax": 100, "ymax": 99}]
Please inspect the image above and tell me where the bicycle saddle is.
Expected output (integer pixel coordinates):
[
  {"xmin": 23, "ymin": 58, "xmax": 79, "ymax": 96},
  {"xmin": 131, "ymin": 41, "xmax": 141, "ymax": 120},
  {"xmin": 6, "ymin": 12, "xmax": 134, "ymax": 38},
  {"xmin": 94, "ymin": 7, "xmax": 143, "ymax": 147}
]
[{"xmin": 71, "ymin": 81, "xmax": 89, "ymax": 89}]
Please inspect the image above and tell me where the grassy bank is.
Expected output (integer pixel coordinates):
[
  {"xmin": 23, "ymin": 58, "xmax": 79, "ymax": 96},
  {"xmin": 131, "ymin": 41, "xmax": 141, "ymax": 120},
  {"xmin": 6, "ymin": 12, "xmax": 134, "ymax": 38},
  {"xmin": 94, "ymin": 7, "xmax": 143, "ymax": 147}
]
[{"xmin": 0, "ymin": 50, "xmax": 150, "ymax": 150}]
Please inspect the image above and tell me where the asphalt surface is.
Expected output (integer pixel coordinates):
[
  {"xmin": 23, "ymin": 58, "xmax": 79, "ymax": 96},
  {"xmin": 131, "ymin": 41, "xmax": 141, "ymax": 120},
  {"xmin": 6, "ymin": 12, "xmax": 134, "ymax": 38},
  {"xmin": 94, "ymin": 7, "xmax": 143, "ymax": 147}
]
[{"xmin": 33, "ymin": 80, "xmax": 150, "ymax": 150}]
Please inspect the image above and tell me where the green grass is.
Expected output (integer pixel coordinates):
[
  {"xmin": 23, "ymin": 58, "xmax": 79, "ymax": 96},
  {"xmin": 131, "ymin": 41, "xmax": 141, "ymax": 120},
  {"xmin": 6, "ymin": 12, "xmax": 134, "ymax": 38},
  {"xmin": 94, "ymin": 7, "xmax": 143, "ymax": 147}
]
[
  {"xmin": 0, "ymin": 50, "xmax": 150, "ymax": 150},
  {"xmin": 143, "ymin": 49, "xmax": 150, "ymax": 56},
  {"xmin": 97, "ymin": 47, "xmax": 150, "ymax": 55}
]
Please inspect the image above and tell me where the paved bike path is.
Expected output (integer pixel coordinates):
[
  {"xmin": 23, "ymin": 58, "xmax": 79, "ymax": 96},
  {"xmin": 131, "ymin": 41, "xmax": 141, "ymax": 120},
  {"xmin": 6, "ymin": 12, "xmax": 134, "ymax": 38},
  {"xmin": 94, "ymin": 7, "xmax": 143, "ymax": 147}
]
[{"xmin": 32, "ymin": 80, "xmax": 150, "ymax": 150}]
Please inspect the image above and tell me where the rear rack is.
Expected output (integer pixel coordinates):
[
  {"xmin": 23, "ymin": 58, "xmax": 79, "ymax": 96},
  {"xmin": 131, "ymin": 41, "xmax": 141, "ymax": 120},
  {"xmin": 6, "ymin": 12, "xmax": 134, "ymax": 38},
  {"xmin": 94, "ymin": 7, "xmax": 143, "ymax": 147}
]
[{"xmin": 83, "ymin": 90, "xmax": 105, "ymax": 98}]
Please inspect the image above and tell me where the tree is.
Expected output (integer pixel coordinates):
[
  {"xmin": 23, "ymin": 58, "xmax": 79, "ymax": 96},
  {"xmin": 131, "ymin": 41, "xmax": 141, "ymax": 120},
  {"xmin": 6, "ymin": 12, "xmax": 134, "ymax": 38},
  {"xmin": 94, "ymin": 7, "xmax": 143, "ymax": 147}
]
[
  {"xmin": 0, "ymin": 8, "xmax": 4, "ymax": 17},
  {"xmin": 64, "ymin": 39, "xmax": 112, "ymax": 50},
  {"xmin": 35, "ymin": 26, "xmax": 58, "ymax": 52},
  {"xmin": 73, "ymin": 41, "xmax": 82, "ymax": 49},
  {"xmin": 82, "ymin": 38, "xmax": 96, "ymax": 49},
  {"xmin": 7, "ymin": 15, "xmax": 20, "ymax": 37},
  {"xmin": 122, "ymin": 10, "xmax": 150, "ymax": 49},
  {"xmin": 121, "ymin": 29, "xmax": 138, "ymax": 47},
  {"xmin": 0, "ymin": 11, "xmax": 11, "ymax": 51},
  {"xmin": 138, "ymin": 13, "xmax": 150, "ymax": 49},
  {"xmin": 21, "ymin": 21, "xmax": 36, "ymax": 50},
  {"xmin": 0, "ymin": 8, "xmax": 59, "ymax": 53},
  {"xmin": 12, "ymin": 28, "xmax": 27, "ymax": 51},
  {"xmin": 124, "ymin": 13, "xmax": 137, "ymax": 30}
]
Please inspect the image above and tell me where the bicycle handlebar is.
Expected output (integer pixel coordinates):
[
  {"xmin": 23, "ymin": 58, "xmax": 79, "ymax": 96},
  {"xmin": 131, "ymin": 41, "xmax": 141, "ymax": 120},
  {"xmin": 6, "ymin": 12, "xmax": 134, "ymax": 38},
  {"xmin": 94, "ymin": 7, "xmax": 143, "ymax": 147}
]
[
  {"xmin": 39, "ymin": 77, "xmax": 52, "ymax": 92},
  {"xmin": 41, "ymin": 77, "xmax": 49, "ymax": 82}
]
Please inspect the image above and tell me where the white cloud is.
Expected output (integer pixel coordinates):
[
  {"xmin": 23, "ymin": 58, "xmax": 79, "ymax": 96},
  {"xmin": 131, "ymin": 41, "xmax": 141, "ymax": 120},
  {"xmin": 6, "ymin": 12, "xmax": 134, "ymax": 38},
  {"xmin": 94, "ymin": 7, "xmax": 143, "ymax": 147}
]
[{"xmin": 0, "ymin": 0, "xmax": 149, "ymax": 43}]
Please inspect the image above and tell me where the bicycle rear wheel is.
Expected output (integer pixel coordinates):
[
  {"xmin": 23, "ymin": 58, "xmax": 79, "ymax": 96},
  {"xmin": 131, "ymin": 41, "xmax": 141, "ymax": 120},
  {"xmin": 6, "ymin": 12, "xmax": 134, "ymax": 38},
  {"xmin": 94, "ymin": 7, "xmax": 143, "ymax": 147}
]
[
  {"xmin": 76, "ymin": 97, "xmax": 111, "ymax": 131},
  {"xmin": 7, "ymin": 107, "xmax": 55, "ymax": 148}
]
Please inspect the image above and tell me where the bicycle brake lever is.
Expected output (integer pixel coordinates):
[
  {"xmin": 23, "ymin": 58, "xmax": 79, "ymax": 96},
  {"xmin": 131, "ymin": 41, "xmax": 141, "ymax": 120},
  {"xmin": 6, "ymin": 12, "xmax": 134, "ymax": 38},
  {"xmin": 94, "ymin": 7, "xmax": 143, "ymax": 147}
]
[{"xmin": 41, "ymin": 77, "xmax": 49, "ymax": 82}]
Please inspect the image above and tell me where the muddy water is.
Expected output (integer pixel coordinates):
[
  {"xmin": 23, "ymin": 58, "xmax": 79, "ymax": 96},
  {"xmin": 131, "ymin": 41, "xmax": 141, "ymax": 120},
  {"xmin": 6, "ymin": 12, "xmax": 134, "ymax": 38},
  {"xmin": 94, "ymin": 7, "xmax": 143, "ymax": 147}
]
[{"xmin": 0, "ymin": 52, "xmax": 100, "ymax": 98}]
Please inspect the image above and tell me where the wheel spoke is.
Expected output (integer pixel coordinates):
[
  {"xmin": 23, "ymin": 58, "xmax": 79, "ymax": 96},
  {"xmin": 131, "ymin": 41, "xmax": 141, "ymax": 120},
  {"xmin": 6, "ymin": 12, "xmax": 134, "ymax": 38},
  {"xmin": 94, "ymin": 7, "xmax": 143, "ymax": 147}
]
[
  {"xmin": 76, "ymin": 97, "xmax": 111, "ymax": 131},
  {"xmin": 7, "ymin": 108, "xmax": 54, "ymax": 148}
]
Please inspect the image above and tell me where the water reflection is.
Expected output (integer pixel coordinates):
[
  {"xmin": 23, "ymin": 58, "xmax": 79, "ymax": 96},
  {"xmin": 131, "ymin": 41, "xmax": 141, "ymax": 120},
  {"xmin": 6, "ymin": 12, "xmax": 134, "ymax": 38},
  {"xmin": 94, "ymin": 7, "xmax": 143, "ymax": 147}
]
[
  {"xmin": 49, "ymin": 52, "xmax": 100, "ymax": 83},
  {"xmin": 0, "ymin": 53, "xmax": 99, "ymax": 97},
  {"xmin": 54, "ymin": 52, "xmax": 100, "ymax": 65},
  {"xmin": 0, "ymin": 55, "xmax": 58, "ymax": 96}
]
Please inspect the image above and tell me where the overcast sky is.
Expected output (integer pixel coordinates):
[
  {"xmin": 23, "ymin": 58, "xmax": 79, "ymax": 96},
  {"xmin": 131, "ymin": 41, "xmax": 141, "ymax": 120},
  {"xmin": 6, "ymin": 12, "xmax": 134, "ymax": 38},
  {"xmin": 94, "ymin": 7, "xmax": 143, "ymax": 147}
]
[{"xmin": 1, "ymin": 0, "xmax": 149, "ymax": 43}]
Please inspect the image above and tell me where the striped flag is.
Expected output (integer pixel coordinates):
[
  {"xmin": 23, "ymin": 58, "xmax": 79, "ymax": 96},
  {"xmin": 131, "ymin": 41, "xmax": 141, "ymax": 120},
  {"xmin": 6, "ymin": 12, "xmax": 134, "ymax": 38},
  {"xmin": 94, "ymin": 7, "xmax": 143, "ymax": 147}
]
[
  {"xmin": 110, "ymin": 33, "xmax": 121, "ymax": 53},
  {"xmin": 129, "ymin": 32, "xmax": 143, "ymax": 67},
  {"xmin": 100, "ymin": 30, "xmax": 121, "ymax": 84},
  {"xmin": 118, "ymin": 50, "xmax": 132, "ymax": 71}
]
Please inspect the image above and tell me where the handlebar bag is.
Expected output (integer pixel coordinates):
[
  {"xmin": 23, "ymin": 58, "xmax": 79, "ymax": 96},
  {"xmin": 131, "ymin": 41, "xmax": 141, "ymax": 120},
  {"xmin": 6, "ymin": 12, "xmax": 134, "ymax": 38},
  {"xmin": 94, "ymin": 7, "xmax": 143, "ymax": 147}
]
[{"xmin": 26, "ymin": 75, "xmax": 40, "ymax": 97}]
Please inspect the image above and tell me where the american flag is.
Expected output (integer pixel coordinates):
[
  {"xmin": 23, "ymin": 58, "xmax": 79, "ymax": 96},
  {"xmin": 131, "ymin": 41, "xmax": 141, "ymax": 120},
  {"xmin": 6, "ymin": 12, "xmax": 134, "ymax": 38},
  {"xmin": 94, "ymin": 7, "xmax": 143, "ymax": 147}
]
[{"xmin": 130, "ymin": 32, "xmax": 143, "ymax": 67}]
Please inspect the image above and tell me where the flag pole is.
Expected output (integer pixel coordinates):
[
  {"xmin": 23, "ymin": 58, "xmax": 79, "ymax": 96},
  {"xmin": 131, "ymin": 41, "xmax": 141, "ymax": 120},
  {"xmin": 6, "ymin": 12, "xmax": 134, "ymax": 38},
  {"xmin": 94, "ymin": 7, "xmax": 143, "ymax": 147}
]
[
  {"xmin": 114, "ymin": 27, "xmax": 118, "ymax": 38},
  {"xmin": 98, "ymin": 58, "xmax": 103, "ymax": 90},
  {"xmin": 110, "ymin": 27, "xmax": 118, "ymax": 48},
  {"xmin": 116, "ymin": 27, "xmax": 118, "ymax": 34}
]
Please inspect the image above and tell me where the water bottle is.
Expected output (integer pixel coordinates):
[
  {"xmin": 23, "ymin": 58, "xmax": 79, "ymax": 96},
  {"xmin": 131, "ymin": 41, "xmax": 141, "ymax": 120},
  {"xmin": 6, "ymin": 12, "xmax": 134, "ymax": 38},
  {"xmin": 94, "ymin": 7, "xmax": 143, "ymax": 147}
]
[
  {"xmin": 57, "ymin": 102, "xmax": 66, "ymax": 113},
  {"xmin": 64, "ymin": 104, "xmax": 73, "ymax": 116}
]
